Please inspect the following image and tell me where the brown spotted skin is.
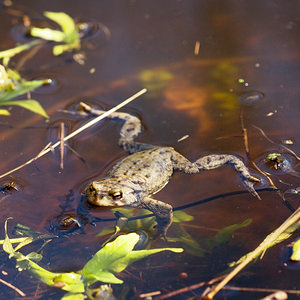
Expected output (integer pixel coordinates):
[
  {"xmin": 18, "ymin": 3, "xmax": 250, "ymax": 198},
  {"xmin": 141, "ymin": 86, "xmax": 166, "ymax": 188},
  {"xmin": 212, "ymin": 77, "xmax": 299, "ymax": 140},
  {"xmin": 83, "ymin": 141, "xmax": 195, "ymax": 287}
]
[{"xmin": 84, "ymin": 109, "xmax": 260, "ymax": 237}]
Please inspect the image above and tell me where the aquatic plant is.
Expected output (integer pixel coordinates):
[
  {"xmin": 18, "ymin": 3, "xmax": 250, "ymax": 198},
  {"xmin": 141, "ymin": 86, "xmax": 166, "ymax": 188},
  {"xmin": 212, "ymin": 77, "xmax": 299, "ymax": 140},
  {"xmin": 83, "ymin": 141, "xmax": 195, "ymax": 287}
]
[
  {"xmin": 0, "ymin": 64, "xmax": 49, "ymax": 118},
  {"xmin": 2, "ymin": 219, "xmax": 183, "ymax": 299}
]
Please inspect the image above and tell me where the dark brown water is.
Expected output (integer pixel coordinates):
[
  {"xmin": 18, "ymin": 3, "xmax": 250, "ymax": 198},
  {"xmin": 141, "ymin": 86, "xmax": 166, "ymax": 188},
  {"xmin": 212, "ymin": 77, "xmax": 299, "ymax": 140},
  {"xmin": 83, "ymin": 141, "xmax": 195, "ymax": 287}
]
[{"xmin": 0, "ymin": 1, "xmax": 299, "ymax": 299}]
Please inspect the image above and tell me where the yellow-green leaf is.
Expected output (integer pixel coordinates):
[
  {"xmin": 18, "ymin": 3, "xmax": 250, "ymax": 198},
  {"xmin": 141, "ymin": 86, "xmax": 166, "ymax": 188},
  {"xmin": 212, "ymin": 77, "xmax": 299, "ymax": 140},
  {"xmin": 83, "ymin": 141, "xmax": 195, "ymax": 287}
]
[
  {"xmin": 3, "ymin": 218, "xmax": 14, "ymax": 255},
  {"xmin": 290, "ymin": 238, "xmax": 300, "ymax": 261},
  {"xmin": 0, "ymin": 100, "xmax": 49, "ymax": 119},
  {"xmin": 45, "ymin": 11, "xmax": 76, "ymax": 34},
  {"xmin": 30, "ymin": 27, "xmax": 65, "ymax": 42},
  {"xmin": 0, "ymin": 40, "xmax": 41, "ymax": 65},
  {"xmin": 61, "ymin": 292, "xmax": 85, "ymax": 300},
  {"xmin": 173, "ymin": 211, "xmax": 194, "ymax": 223},
  {"xmin": 0, "ymin": 109, "xmax": 10, "ymax": 115}
]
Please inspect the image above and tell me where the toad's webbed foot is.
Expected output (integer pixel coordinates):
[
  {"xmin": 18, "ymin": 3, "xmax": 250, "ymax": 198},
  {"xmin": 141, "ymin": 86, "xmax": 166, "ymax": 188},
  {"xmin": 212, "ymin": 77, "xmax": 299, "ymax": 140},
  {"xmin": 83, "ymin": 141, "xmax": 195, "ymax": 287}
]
[
  {"xmin": 171, "ymin": 152, "xmax": 261, "ymax": 199},
  {"xmin": 138, "ymin": 197, "xmax": 173, "ymax": 239}
]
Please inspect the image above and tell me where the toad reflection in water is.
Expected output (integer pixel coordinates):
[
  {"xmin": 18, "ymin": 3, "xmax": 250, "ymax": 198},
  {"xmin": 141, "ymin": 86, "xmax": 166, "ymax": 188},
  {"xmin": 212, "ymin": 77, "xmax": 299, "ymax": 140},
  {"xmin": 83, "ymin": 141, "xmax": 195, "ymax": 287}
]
[{"xmin": 84, "ymin": 105, "xmax": 260, "ymax": 237}]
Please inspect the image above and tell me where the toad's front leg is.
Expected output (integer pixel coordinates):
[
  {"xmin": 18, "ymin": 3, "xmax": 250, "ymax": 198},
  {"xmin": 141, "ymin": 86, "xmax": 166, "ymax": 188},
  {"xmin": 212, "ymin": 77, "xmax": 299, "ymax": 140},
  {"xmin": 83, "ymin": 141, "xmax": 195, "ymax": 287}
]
[{"xmin": 138, "ymin": 197, "xmax": 173, "ymax": 238}]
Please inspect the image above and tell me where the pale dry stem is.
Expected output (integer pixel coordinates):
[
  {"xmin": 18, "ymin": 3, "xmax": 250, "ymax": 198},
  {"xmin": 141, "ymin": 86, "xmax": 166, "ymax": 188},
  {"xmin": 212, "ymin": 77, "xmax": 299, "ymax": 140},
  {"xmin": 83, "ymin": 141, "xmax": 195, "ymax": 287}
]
[{"xmin": 0, "ymin": 88, "xmax": 147, "ymax": 179}]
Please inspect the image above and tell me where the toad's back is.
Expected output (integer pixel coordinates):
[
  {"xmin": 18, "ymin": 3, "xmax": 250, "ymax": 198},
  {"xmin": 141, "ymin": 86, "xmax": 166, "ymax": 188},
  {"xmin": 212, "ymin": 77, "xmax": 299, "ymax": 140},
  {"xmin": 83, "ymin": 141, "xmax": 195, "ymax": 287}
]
[{"xmin": 108, "ymin": 147, "xmax": 174, "ymax": 196}]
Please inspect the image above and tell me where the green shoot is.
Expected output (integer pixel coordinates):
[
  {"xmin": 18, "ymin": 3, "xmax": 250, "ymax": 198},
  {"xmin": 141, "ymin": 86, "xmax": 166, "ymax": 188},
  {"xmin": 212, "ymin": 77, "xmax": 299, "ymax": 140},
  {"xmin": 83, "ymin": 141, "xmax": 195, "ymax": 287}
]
[{"xmin": 30, "ymin": 11, "xmax": 80, "ymax": 56}]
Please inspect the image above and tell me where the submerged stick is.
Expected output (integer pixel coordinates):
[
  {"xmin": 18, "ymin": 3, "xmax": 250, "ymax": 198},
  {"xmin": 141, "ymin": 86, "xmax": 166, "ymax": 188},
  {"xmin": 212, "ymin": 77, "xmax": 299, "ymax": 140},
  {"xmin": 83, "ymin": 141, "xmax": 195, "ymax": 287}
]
[
  {"xmin": 0, "ymin": 276, "xmax": 26, "ymax": 297},
  {"xmin": 0, "ymin": 88, "xmax": 147, "ymax": 179}
]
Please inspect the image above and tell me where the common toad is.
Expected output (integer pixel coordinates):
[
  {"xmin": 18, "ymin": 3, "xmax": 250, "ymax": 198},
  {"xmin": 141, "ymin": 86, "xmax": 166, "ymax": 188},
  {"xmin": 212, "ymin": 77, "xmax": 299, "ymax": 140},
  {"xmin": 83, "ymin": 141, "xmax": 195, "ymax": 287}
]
[{"xmin": 84, "ymin": 105, "xmax": 260, "ymax": 237}]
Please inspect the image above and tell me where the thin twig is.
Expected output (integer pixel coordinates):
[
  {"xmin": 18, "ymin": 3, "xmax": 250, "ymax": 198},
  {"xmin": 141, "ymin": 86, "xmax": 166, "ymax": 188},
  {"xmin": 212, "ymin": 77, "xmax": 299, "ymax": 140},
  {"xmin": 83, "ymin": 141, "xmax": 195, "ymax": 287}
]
[
  {"xmin": 194, "ymin": 41, "xmax": 200, "ymax": 55},
  {"xmin": 139, "ymin": 290, "xmax": 161, "ymax": 298},
  {"xmin": 240, "ymin": 109, "xmax": 282, "ymax": 198},
  {"xmin": 0, "ymin": 89, "xmax": 147, "ymax": 179},
  {"xmin": 60, "ymin": 122, "xmax": 65, "ymax": 169},
  {"xmin": 240, "ymin": 108, "xmax": 250, "ymax": 160},
  {"xmin": 0, "ymin": 276, "xmax": 26, "ymax": 297},
  {"xmin": 224, "ymin": 285, "xmax": 297, "ymax": 295},
  {"xmin": 156, "ymin": 275, "xmax": 226, "ymax": 299},
  {"xmin": 201, "ymin": 206, "xmax": 300, "ymax": 299}
]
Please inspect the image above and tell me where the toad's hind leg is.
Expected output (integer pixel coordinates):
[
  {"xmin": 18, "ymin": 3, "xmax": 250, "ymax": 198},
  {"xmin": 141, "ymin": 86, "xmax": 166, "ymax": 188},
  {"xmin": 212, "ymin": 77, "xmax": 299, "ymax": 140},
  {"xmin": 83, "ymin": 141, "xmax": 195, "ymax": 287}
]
[
  {"xmin": 171, "ymin": 151, "xmax": 260, "ymax": 199},
  {"xmin": 80, "ymin": 103, "xmax": 156, "ymax": 153}
]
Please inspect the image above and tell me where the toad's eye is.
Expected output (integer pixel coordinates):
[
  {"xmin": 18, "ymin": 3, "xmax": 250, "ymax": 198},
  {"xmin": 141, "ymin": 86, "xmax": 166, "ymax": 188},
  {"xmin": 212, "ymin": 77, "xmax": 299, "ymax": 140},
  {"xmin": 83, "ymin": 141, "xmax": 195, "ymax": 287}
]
[{"xmin": 108, "ymin": 190, "xmax": 123, "ymax": 200}]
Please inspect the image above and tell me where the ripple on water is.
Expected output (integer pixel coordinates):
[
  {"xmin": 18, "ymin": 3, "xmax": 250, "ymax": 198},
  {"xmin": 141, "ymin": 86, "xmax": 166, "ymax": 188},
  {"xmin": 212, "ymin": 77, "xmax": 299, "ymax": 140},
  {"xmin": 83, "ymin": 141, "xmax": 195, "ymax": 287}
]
[
  {"xmin": 254, "ymin": 152, "xmax": 295, "ymax": 176},
  {"xmin": 76, "ymin": 18, "xmax": 111, "ymax": 41},
  {"xmin": 10, "ymin": 18, "xmax": 59, "ymax": 43},
  {"xmin": 239, "ymin": 90, "xmax": 265, "ymax": 106}
]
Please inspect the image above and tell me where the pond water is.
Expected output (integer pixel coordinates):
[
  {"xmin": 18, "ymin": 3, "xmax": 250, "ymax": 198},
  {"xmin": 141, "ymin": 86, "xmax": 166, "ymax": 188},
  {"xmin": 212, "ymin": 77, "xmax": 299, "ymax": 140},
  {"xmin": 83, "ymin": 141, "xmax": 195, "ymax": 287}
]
[{"xmin": 0, "ymin": 1, "xmax": 299, "ymax": 299}]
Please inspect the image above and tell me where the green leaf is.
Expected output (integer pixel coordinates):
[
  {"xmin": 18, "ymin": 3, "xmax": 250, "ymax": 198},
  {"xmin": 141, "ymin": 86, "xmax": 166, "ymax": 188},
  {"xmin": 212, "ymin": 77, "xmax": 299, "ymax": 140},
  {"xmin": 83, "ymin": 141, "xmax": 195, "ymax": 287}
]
[
  {"xmin": 44, "ymin": 11, "xmax": 76, "ymax": 35},
  {"xmin": 290, "ymin": 238, "xmax": 300, "ymax": 261},
  {"xmin": 82, "ymin": 233, "xmax": 140, "ymax": 279},
  {"xmin": 30, "ymin": 27, "xmax": 65, "ymax": 42},
  {"xmin": 0, "ymin": 40, "xmax": 41, "ymax": 65},
  {"xmin": 61, "ymin": 292, "xmax": 85, "ymax": 300},
  {"xmin": 3, "ymin": 218, "xmax": 14, "ymax": 255},
  {"xmin": 53, "ymin": 43, "xmax": 79, "ymax": 56},
  {"xmin": 81, "ymin": 233, "xmax": 183, "ymax": 284},
  {"xmin": 0, "ymin": 78, "xmax": 49, "ymax": 102},
  {"xmin": 13, "ymin": 237, "xmax": 34, "ymax": 252},
  {"xmin": 25, "ymin": 259, "xmax": 59, "ymax": 286},
  {"xmin": 0, "ymin": 64, "xmax": 10, "ymax": 88},
  {"xmin": 53, "ymin": 272, "xmax": 85, "ymax": 292},
  {"xmin": 87, "ymin": 271, "xmax": 123, "ymax": 284},
  {"xmin": 25, "ymin": 251, "xmax": 43, "ymax": 262},
  {"xmin": 0, "ymin": 100, "xmax": 49, "ymax": 119}
]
